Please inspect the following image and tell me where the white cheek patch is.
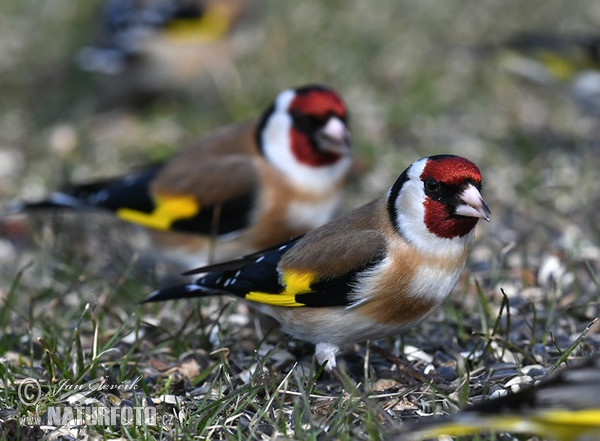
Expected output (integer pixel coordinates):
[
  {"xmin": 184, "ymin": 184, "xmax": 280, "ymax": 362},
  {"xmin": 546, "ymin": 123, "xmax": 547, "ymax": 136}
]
[
  {"xmin": 393, "ymin": 159, "xmax": 432, "ymax": 249},
  {"xmin": 261, "ymin": 90, "xmax": 295, "ymax": 171}
]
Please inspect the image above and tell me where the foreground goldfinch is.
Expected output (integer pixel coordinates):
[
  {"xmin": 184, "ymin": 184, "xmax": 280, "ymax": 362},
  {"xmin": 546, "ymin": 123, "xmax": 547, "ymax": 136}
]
[
  {"xmin": 15, "ymin": 85, "xmax": 353, "ymax": 267},
  {"xmin": 498, "ymin": 32, "xmax": 600, "ymax": 116},
  {"xmin": 145, "ymin": 155, "xmax": 490, "ymax": 371},
  {"xmin": 78, "ymin": 0, "xmax": 254, "ymax": 96},
  {"xmin": 399, "ymin": 356, "xmax": 600, "ymax": 441}
]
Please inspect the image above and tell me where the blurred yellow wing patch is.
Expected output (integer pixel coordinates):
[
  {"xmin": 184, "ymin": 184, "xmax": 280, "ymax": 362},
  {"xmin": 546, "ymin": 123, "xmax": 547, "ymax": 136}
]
[
  {"xmin": 245, "ymin": 271, "xmax": 316, "ymax": 307},
  {"xmin": 538, "ymin": 52, "xmax": 580, "ymax": 81},
  {"xmin": 417, "ymin": 409, "xmax": 600, "ymax": 440},
  {"xmin": 165, "ymin": 8, "xmax": 231, "ymax": 44},
  {"xmin": 540, "ymin": 409, "xmax": 600, "ymax": 426},
  {"xmin": 117, "ymin": 194, "xmax": 199, "ymax": 231}
]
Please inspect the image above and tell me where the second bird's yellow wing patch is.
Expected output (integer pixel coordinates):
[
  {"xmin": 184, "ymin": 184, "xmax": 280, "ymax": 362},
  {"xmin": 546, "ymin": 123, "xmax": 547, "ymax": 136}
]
[
  {"xmin": 165, "ymin": 7, "xmax": 232, "ymax": 44},
  {"xmin": 117, "ymin": 193, "xmax": 199, "ymax": 231},
  {"xmin": 245, "ymin": 271, "xmax": 316, "ymax": 307}
]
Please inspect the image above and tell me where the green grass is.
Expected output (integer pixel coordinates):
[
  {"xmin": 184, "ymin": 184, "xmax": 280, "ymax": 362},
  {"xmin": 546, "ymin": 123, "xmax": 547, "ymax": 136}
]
[{"xmin": 1, "ymin": 0, "xmax": 600, "ymax": 439}]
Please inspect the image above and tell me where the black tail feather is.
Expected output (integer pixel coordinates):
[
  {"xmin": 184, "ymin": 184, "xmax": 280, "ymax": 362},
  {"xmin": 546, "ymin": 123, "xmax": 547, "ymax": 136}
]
[
  {"xmin": 181, "ymin": 236, "xmax": 303, "ymax": 276},
  {"xmin": 143, "ymin": 283, "xmax": 223, "ymax": 303},
  {"xmin": 12, "ymin": 167, "xmax": 160, "ymax": 215},
  {"xmin": 15, "ymin": 193, "xmax": 96, "ymax": 211}
]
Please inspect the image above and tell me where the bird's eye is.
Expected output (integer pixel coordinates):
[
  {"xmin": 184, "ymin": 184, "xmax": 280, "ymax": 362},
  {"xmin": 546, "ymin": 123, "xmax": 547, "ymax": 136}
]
[
  {"xmin": 424, "ymin": 177, "xmax": 441, "ymax": 194},
  {"xmin": 291, "ymin": 112, "xmax": 323, "ymax": 134}
]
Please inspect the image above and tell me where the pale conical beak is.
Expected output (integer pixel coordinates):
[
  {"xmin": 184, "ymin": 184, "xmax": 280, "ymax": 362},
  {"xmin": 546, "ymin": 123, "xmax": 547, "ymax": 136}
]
[
  {"xmin": 315, "ymin": 116, "xmax": 351, "ymax": 155},
  {"xmin": 455, "ymin": 183, "xmax": 491, "ymax": 222}
]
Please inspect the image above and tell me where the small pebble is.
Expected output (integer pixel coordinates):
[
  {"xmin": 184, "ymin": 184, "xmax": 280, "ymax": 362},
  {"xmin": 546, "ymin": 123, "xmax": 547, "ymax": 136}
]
[{"xmin": 489, "ymin": 388, "xmax": 508, "ymax": 400}]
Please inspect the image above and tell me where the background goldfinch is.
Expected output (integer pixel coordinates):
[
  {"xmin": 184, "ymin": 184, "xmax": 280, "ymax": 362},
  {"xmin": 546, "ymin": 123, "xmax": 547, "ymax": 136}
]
[
  {"xmin": 398, "ymin": 355, "xmax": 600, "ymax": 441},
  {"xmin": 13, "ymin": 85, "xmax": 353, "ymax": 268},
  {"xmin": 77, "ymin": 0, "xmax": 255, "ymax": 99},
  {"xmin": 496, "ymin": 32, "xmax": 600, "ymax": 117},
  {"xmin": 145, "ymin": 154, "xmax": 490, "ymax": 372}
]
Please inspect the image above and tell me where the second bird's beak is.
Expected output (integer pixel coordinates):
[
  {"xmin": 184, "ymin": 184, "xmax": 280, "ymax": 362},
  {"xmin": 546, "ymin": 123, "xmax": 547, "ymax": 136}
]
[
  {"xmin": 455, "ymin": 183, "xmax": 491, "ymax": 222},
  {"xmin": 315, "ymin": 116, "xmax": 351, "ymax": 156}
]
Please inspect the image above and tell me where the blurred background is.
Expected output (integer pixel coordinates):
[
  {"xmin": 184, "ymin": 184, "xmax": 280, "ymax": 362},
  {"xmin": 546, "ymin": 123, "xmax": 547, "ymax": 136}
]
[
  {"xmin": 0, "ymin": 1, "xmax": 599, "ymax": 435},
  {"xmin": 2, "ymin": 0, "xmax": 599, "ymax": 284}
]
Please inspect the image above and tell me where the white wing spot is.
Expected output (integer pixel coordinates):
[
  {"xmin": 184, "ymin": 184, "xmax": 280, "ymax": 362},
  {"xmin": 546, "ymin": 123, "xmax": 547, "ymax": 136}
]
[
  {"xmin": 224, "ymin": 277, "xmax": 238, "ymax": 287},
  {"xmin": 185, "ymin": 283, "xmax": 201, "ymax": 292},
  {"xmin": 123, "ymin": 175, "xmax": 138, "ymax": 185},
  {"xmin": 49, "ymin": 193, "xmax": 83, "ymax": 207},
  {"xmin": 90, "ymin": 189, "xmax": 109, "ymax": 204}
]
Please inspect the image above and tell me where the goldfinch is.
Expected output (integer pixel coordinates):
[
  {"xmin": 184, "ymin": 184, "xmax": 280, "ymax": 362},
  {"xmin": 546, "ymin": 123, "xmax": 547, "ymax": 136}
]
[
  {"xmin": 15, "ymin": 85, "xmax": 353, "ymax": 267},
  {"xmin": 145, "ymin": 155, "xmax": 490, "ymax": 372},
  {"xmin": 399, "ymin": 356, "xmax": 600, "ymax": 441},
  {"xmin": 498, "ymin": 32, "xmax": 600, "ymax": 116},
  {"xmin": 501, "ymin": 33, "xmax": 600, "ymax": 83},
  {"xmin": 77, "ymin": 0, "xmax": 254, "ymax": 96}
]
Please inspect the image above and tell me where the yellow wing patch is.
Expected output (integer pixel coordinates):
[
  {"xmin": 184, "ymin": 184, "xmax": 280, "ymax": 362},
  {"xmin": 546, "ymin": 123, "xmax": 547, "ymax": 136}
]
[
  {"xmin": 538, "ymin": 52, "xmax": 579, "ymax": 81},
  {"xmin": 165, "ymin": 8, "xmax": 231, "ymax": 44},
  {"xmin": 419, "ymin": 409, "xmax": 600, "ymax": 439},
  {"xmin": 540, "ymin": 409, "xmax": 600, "ymax": 426},
  {"xmin": 117, "ymin": 194, "xmax": 199, "ymax": 231},
  {"xmin": 245, "ymin": 271, "xmax": 316, "ymax": 307}
]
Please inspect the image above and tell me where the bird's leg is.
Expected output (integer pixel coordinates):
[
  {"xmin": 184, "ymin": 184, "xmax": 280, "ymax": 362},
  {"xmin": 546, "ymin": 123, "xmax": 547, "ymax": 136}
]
[
  {"xmin": 315, "ymin": 342, "xmax": 345, "ymax": 384},
  {"xmin": 315, "ymin": 342, "xmax": 340, "ymax": 372}
]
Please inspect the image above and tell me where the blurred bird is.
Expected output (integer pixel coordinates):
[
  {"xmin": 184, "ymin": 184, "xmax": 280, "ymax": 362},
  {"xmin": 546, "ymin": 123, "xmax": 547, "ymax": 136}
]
[
  {"xmin": 496, "ymin": 32, "xmax": 600, "ymax": 117},
  {"xmin": 145, "ymin": 155, "xmax": 490, "ymax": 373},
  {"xmin": 13, "ymin": 85, "xmax": 353, "ymax": 268},
  {"xmin": 77, "ymin": 0, "xmax": 256, "ymax": 99},
  {"xmin": 397, "ymin": 355, "xmax": 600, "ymax": 441}
]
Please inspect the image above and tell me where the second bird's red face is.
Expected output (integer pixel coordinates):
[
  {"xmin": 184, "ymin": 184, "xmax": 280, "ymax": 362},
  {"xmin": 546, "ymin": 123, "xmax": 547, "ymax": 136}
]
[{"xmin": 287, "ymin": 86, "xmax": 350, "ymax": 167}]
